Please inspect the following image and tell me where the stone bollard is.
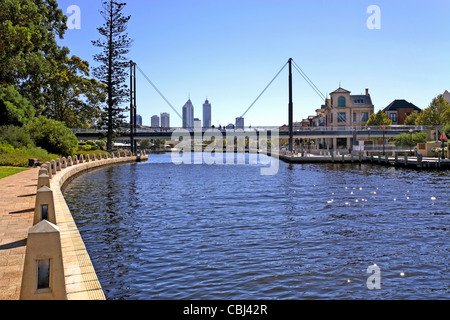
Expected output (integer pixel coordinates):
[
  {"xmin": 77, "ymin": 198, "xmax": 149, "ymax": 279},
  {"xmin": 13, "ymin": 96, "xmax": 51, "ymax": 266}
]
[
  {"xmin": 20, "ymin": 220, "xmax": 67, "ymax": 300},
  {"xmin": 37, "ymin": 174, "xmax": 50, "ymax": 189},
  {"xmin": 73, "ymin": 155, "xmax": 78, "ymax": 165},
  {"xmin": 79, "ymin": 154, "xmax": 84, "ymax": 163},
  {"xmin": 44, "ymin": 162, "xmax": 52, "ymax": 179},
  {"xmin": 33, "ymin": 186, "xmax": 56, "ymax": 225},
  {"xmin": 51, "ymin": 160, "xmax": 57, "ymax": 175},
  {"xmin": 67, "ymin": 156, "xmax": 73, "ymax": 167},
  {"xmin": 56, "ymin": 158, "xmax": 61, "ymax": 172},
  {"xmin": 110, "ymin": 152, "xmax": 115, "ymax": 159},
  {"xmin": 85, "ymin": 154, "xmax": 90, "ymax": 162},
  {"xmin": 39, "ymin": 166, "xmax": 49, "ymax": 177},
  {"xmin": 61, "ymin": 157, "xmax": 67, "ymax": 169},
  {"xmin": 99, "ymin": 153, "xmax": 102, "ymax": 161},
  {"xmin": 92, "ymin": 154, "xmax": 96, "ymax": 161}
]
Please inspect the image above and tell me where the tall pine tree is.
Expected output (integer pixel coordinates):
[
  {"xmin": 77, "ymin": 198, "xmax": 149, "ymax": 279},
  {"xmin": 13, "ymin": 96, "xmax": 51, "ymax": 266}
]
[{"xmin": 92, "ymin": 0, "xmax": 133, "ymax": 150}]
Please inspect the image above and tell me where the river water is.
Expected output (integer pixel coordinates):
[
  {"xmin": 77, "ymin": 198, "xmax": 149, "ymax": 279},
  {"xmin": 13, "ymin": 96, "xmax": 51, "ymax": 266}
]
[{"xmin": 63, "ymin": 153, "xmax": 450, "ymax": 300}]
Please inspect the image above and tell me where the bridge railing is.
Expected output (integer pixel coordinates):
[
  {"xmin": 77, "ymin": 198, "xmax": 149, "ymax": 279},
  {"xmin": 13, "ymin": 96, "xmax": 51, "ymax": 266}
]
[{"xmin": 72, "ymin": 125, "xmax": 443, "ymax": 135}]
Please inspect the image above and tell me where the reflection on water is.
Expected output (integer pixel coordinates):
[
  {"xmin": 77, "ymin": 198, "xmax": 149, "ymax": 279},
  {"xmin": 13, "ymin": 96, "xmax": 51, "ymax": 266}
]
[{"xmin": 64, "ymin": 153, "xmax": 450, "ymax": 300}]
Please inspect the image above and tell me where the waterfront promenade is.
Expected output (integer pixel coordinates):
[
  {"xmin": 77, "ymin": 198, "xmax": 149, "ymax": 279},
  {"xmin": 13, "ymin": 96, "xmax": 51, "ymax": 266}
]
[{"xmin": 0, "ymin": 153, "xmax": 147, "ymax": 300}]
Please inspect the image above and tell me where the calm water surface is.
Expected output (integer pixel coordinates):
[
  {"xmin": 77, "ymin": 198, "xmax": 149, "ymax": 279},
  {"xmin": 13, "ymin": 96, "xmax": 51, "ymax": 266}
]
[{"xmin": 63, "ymin": 153, "xmax": 450, "ymax": 300}]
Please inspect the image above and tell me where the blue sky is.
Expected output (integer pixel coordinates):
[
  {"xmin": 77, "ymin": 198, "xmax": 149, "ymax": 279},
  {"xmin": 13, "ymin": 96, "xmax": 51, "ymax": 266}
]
[{"xmin": 56, "ymin": 0, "xmax": 450, "ymax": 127}]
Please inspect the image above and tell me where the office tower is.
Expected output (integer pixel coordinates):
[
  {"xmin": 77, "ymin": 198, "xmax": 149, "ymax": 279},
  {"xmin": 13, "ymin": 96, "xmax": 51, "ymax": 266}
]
[
  {"xmin": 235, "ymin": 117, "xmax": 244, "ymax": 130},
  {"xmin": 151, "ymin": 115, "xmax": 160, "ymax": 127},
  {"xmin": 182, "ymin": 99, "xmax": 194, "ymax": 129},
  {"xmin": 136, "ymin": 114, "xmax": 143, "ymax": 126},
  {"xmin": 160, "ymin": 112, "xmax": 170, "ymax": 128},
  {"xmin": 203, "ymin": 99, "xmax": 211, "ymax": 128}
]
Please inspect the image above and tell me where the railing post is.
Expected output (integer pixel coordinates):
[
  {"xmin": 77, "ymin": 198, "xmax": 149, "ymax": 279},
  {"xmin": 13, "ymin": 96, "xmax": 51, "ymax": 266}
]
[
  {"xmin": 33, "ymin": 186, "xmax": 56, "ymax": 226},
  {"xmin": 37, "ymin": 173, "xmax": 50, "ymax": 189},
  {"xmin": 20, "ymin": 220, "xmax": 67, "ymax": 300},
  {"xmin": 51, "ymin": 160, "xmax": 57, "ymax": 175}
]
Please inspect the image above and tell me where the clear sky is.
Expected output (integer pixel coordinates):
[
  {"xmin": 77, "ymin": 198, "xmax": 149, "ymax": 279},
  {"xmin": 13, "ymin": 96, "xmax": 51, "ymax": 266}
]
[{"xmin": 56, "ymin": 0, "xmax": 450, "ymax": 128}]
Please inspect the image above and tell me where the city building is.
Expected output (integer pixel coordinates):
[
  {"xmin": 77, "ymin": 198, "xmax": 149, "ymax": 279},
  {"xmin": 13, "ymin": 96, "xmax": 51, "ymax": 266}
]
[
  {"xmin": 383, "ymin": 99, "xmax": 421, "ymax": 125},
  {"xmin": 235, "ymin": 117, "xmax": 244, "ymax": 130},
  {"xmin": 151, "ymin": 115, "xmax": 160, "ymax": 127},
  {"xmin": 194, "ymin": 118, "xmax": 202, "ymax": 130},
  {"xmin": 160, "ymin": 112, "xmax": 170, "ymax": 128},
  {"xmin": 203, "ymin": 99, "xmax": 212, "ymax": 128},
  {"xmin": 301, "ymin": 87, "xmax": 374, "ymax": 150},
  {"xmin": 136, "ymin": 114, "xmax": 143, "ymax": 126},
  {"xmin": 182, "ymin": 99, "xmax": 194, "ymax": 129}
]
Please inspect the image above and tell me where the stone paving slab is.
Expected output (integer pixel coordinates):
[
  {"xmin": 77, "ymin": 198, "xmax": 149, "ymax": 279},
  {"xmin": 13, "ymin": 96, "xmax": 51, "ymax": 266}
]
[{"xmin": 0, "ymin": 168, "xmax": 39, "ymax": 300}]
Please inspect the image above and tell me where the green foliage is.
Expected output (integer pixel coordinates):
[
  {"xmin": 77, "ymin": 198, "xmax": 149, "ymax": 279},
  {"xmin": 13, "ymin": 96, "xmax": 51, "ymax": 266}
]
[
  {"xmin": 0, "ymin": 140, "xmax": 58, "ymax": 167},
  {"xmin": 415, "ymin": 95, "xmax": 450, "ymax": 125},
  {"xmin": 140, "ymin": 139, "xmax": 152, "ymax": 149},
  {"xmin": 92, "ymin": 0, "xmax": 133, "ymax": 150},
  {"xmin": 0, "ymin": 85, "xmax": 35, "ymax": 126},
  {"xmin": 0, "ymin": 0, "xmax": 106, "ymax": 128},
  {"xmin": 366, "ymin": 110, "xmax": 393, "ymax": 126},
  {"xmin": 27, "ymin": 116, "xmax": 78, "ymax": 156},
  {"xmin": 154, "ymin": 139, "xmax": 166, "ymax": 149},
  {"xmin": 393, "ymin": 132, "xmax": 427, "ymax": 148},
  {"xmin": 0, "ymin": 125, "xmax": 33, "ymax": 149},
  {"xmin": 96, "ymin": 140, "xmax": 106, "ymax": 150},
  {"xmin": 404, "ymin": 113, "xmax": 419, "ymax": 125}
]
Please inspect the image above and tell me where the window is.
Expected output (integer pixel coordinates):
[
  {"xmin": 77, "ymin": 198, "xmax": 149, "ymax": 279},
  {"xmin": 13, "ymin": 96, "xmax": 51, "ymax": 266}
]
[
  {"xmin": 37, "ymin": 259, "xmax": 50, "ymax": 290},
  {"xmin": 389, "ymin": 113, "xmax": 398, "ymax": 123},
  {"xmin": 338, "ymin": 96, "xmax": 346, "ymax": 107},
  {"xmin": 361, "ymin": 112, "xmax": 369, "ymax": 122},
  {"xmin": 353, "ymin": 112, "xmax": 357, "ymax": 122},
  {"xmin": 338, "ymin": 112, "xmax": 346, "ymax": 122}
]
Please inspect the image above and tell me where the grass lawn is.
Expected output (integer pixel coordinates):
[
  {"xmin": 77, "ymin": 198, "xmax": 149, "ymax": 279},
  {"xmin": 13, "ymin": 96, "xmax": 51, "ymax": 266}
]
[{"xmin": 0, "ymin": 167, "xmax": 29, "ymax": 180}]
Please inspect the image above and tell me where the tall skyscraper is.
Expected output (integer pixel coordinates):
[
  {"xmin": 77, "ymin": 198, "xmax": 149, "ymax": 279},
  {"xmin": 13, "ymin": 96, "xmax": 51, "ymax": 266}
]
[
  {"xmin": 235, "ymin": 117, "xmax": 244, "ymax": 130},
  {"xmin": 136, "ymin": 114, "xmax": 143, "ymax": 126},
  {"xmin": 182, "ymin": 99, "xmax": 194, "ymax": 129},
  {"xmin": 160, "ymin": 112, "xmax": 170, "ymax": 128},
  {"xmin": 151, "ymin": 115, "xmax": 160, "ymax": 127},
  {"xmin": 203, "ymin": 99, "xmax": 211, "ymax": 128}
]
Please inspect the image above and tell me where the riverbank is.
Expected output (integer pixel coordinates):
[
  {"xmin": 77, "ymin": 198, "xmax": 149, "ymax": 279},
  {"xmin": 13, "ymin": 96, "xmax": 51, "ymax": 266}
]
[{"xmin": 0, "ymin": 152, "xmax": 148, "ymax": 300}]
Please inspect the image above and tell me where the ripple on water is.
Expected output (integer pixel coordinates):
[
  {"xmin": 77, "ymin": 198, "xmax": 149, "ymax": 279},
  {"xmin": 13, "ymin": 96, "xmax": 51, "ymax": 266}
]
[{"xmin": 64, "ymin": 154, "xmax": 450, "ymax": 300}]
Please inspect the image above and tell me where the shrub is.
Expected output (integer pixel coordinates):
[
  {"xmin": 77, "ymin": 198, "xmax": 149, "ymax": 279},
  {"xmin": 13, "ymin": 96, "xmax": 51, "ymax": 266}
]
[
  {"xmin": 96, "ymin": 140, "xmax": 106, "ymax": 150},
  {"xmin": 0, "ymin": 125, "xmax": 33, "ymax": 149},
  {"xmin": 27, "ymin": 116, "xmax": 79, "ymax": 156},
  {"xmin": 0, "ymin": 85, "xmax": 35, "ymax": 127}
]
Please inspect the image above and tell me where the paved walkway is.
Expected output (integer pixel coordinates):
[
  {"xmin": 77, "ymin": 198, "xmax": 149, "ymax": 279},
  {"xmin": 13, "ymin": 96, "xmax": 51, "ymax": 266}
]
[{"xmin": 0, "ymin": 168, "xmax": 39, "ymax": 300}]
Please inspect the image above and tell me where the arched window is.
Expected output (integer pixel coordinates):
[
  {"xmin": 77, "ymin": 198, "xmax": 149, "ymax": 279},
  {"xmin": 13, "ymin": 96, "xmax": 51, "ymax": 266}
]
[{"xmin": 338, "ymin": 96, "xmax": 346, "ymax": 107}]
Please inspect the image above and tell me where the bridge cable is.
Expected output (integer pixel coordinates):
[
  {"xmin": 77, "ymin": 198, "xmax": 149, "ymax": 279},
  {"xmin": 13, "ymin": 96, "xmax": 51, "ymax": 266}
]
[
  {"xmin": 291, "ymin": 59, "xmax": 354, "ymax": 129},
  {"xmin": 240, "ymin": 61, "xmax": 288, "ymax": 118},
  {"xmin": 135, "ymin": 64, "xmax": 183, "ymax": 120}
]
